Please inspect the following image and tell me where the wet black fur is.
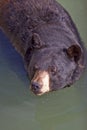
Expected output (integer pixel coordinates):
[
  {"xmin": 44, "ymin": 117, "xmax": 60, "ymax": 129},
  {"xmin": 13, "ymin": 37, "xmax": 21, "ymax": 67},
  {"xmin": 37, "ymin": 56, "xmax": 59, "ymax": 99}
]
[{"xmin": 0, "ymin": 0, "xmax": 86, "ymax": 92}]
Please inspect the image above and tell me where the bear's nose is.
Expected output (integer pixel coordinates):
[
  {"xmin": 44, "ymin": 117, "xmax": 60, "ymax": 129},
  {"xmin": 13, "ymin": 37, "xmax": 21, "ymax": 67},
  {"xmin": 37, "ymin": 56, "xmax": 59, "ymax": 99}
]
[{"xmin": 31, "ymin": 82, "xmax": 41, "ymax": 91}]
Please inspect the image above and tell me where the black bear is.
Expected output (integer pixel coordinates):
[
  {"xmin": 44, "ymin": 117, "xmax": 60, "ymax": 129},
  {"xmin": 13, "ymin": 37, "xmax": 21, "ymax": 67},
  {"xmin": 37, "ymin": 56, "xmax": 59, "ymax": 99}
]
[{"xmin": 0, "ymin": 0, "xmax": 86, "ymax": 95}]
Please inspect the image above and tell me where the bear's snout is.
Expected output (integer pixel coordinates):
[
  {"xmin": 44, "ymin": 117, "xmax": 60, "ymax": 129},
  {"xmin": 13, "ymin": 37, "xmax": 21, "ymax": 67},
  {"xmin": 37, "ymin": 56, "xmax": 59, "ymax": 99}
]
[
  {"xmin": 31, "ymin": 81, "xmax": 42, "ymax": 94},
  {"xmin": 30, "ymin": 70, "xmax": 50, "ymax": 95}
]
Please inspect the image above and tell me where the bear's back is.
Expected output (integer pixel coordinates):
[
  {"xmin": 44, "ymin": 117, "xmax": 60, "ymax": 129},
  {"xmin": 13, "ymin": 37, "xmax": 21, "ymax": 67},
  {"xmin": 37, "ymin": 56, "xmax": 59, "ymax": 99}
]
[{"xmin": 0, "ymin": 0, "xmax": 83, "ymax": 56}]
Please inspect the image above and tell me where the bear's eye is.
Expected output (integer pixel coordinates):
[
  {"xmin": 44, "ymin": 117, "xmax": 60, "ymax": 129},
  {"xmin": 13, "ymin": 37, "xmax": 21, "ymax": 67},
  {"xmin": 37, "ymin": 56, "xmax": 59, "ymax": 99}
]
[
  {"xmin": 49, "ymin": 66, "xmax": 57, "ymax": 75},
  {"xmin": 33, "ymin": 64, "xmax": 39, "ymax": 71}
]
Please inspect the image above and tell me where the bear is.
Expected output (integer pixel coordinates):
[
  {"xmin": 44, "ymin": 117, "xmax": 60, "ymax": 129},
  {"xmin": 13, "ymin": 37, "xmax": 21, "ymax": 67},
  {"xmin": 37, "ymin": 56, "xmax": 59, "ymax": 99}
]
[{"xmin": 0, "ymin": 0, "xmax": 86, "ymax": 95}]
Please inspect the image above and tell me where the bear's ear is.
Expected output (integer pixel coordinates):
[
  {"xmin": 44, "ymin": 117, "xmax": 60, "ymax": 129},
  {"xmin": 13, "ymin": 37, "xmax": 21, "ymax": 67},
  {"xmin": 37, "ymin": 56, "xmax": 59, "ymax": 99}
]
[
  {"xmin": 66, "ymin": 45, "xmax": 82, "ymax": 62},
  {"xmin": 32, "ymin": 33, "xmax": 45, "ymax": 49}
]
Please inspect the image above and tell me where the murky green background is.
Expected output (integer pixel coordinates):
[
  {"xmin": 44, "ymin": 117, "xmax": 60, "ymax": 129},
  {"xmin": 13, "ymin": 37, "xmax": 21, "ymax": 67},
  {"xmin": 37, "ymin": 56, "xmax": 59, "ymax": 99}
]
[{"xmin": 0, "ymin": 0, "xmax": 87, "ymax": 130}]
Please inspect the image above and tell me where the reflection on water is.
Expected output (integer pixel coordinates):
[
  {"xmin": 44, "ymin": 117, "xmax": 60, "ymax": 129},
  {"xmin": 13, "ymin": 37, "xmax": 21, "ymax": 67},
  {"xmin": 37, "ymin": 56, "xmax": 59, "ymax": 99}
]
[{"xmin": 0, "ymin": 0, "xmax": 87, "ymax": 130}]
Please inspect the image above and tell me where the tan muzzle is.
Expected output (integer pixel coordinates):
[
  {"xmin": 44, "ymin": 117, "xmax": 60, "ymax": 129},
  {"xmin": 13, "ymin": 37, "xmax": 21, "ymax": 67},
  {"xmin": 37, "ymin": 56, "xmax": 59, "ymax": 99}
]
[{"xmin": 30, "ymin": 70, "xmax": 50, "ymax": 95}]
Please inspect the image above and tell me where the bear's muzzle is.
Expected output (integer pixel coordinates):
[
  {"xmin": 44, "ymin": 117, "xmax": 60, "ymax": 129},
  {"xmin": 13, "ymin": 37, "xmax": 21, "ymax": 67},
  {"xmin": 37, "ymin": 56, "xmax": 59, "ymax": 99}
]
[{"xmin": 30, "ymin": 70, "xmax": 50, "ymax": 95}]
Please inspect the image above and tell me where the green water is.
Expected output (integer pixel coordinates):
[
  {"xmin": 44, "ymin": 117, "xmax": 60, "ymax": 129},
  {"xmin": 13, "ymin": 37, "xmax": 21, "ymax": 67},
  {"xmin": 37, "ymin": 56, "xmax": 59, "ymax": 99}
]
[{"xmin": 0, "ymin": 0, "xmax": 87, "ymax": 130}]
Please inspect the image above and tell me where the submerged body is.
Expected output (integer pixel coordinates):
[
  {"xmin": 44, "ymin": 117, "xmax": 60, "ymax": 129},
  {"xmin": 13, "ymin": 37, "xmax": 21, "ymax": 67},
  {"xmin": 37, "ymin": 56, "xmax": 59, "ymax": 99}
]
[{"xmin": 0, "ymin": 0, "xmax": 86, "ymax": 95}]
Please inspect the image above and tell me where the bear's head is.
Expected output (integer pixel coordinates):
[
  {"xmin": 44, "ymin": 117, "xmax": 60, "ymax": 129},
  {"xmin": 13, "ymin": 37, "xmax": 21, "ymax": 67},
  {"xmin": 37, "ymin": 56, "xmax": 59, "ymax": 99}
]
[{"xmin": 25, "ymin": 33, "xmax": 84, "ymax": 95}]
